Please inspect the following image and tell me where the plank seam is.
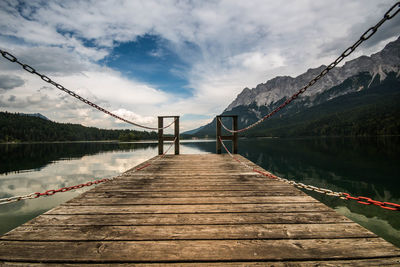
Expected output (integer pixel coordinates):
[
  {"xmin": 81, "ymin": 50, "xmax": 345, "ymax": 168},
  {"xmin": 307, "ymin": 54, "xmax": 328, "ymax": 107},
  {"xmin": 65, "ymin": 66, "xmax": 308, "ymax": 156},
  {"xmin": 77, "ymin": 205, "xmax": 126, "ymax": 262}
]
[
  {"xmin": 0, "ymin": 236, "xmax": 379, "ymax": 242},
  {"xmin": 1, "ymin": 255, "xmax": 400, "ymax": 264}
]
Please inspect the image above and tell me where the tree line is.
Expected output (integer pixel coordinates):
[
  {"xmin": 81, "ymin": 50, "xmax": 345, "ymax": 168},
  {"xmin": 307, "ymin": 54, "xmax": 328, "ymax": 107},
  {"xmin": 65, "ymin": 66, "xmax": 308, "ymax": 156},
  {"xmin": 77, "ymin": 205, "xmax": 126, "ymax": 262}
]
[{"xmin": 0, "ymin": 111, "xmax": 158, "ymax": 142}]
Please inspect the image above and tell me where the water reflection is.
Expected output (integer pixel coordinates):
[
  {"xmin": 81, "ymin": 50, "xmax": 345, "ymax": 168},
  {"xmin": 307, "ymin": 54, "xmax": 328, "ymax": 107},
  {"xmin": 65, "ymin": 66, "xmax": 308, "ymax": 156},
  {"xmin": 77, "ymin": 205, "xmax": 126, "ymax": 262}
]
[
  {"xmin": 0, "ymin": 138, "xmax": 399, "ymax": 247},
  {"xmin": 239, "ymin": 137, "xmax": 400, "ymax": 247},
  {"xmin": 0, "ymin": 142, "xmax": 160, "ymax": 175},
  {"xmin": 0, "ymin": 141, "xmax": 210, "ymax": 235}
]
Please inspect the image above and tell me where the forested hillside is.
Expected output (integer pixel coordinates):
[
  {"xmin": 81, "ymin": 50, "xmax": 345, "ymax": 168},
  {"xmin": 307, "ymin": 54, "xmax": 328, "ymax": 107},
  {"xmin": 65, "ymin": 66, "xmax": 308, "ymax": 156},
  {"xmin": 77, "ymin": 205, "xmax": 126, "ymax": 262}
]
[
  {"xmin": 191, "ymin": 72, "xmax": 400, "ymax": 138},
  {"xmin": 0, "ymin": 112, "xmax": 157, "ymax": 142}
]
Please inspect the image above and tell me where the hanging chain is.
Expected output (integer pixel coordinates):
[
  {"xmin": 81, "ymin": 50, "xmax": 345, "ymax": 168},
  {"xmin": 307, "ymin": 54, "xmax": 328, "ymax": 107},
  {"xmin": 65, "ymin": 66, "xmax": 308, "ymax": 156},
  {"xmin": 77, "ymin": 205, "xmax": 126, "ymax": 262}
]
[
  {"xmin": 219, "ymin": 137, "xmax": 400, "ymax": 211},
  {"xmin": 0, "ymin": 178, "xmax": 111, "ymax": 205},
  {"xmin": 0, "ymin": 49, "xmax": 176, "ymax": 131},
  {"xmin": 0, "ymin": 138, "xmax": 177, "ymax": 205},
  {"xmin": 220, "ymin": 1, "xmax": 400, "ymax": 133}
]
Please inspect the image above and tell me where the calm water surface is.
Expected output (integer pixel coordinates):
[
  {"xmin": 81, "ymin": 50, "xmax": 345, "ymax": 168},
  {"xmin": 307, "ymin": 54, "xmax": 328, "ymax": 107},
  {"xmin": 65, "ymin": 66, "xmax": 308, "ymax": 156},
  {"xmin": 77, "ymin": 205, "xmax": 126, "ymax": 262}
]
[{"xmin": 0, "ymin": 137, "xmax": 399, "ymax": 247}]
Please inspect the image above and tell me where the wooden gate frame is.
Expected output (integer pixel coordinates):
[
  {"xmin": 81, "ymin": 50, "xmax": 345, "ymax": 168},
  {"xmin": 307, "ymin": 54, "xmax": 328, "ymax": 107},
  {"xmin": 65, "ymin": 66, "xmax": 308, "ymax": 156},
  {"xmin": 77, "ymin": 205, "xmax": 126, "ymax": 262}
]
[
  {"xmin": 216, "ymin": 115, "xmax": 238, "ymax": 154},
  {"xmin": 158, "ymin": 116, "xmax": 179, "ymax": 155}
]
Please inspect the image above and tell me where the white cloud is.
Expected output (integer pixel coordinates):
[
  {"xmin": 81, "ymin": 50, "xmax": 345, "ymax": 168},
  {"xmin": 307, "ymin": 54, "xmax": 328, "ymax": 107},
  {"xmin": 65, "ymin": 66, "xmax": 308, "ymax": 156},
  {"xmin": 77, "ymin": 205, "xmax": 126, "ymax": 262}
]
[
  {"xmin": 112, "ymin": 108, "xmax": 155, "ymax": 125},
  {"xmin": 59, "ymin": 69, "xmax": 170, "ymax": 107},
  {"xmin": 0, "ymin": 68, "xmax": 173, "ymax": 130},
  {"xmin": 240, "ymin": 52, "xmax": 285, "ymax": 71},
  {"xmin": 0, "ymin": 0, "xmax": 398, "ymax": 131}
]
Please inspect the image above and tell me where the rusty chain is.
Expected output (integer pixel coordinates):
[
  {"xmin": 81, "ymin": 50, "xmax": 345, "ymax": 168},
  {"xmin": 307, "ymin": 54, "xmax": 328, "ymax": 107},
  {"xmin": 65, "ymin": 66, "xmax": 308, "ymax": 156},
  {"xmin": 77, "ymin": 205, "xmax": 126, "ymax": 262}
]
[
  {"xmin": 219, "ymin": 137, "xmax": 400, "ymax": 211},
  {"xmin": 0, "ymin": 138, "xmax": 177, "ymax": 205},
  {"xmin": 0, "ymin": 49, "xmax": 176, "ymax": 131},
  {"xmin": 220, "ymin": 1, "xmax": 400, "ymax": 133},
  {"xmin": 0, "ymin": 178, "xmax": 111, "ymax": 205}
]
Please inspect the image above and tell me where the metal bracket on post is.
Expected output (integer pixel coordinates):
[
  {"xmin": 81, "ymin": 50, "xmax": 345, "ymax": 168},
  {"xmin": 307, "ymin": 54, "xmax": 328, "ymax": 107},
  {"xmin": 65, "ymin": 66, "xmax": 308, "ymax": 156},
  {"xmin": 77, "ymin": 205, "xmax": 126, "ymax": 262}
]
[
  {"xmin": 216, "ymin": 115, "xmax": 238, "ymax": 154},
  {"xmin": 158, "ymin": 116, "xmax": 180, "ymax": 155}
]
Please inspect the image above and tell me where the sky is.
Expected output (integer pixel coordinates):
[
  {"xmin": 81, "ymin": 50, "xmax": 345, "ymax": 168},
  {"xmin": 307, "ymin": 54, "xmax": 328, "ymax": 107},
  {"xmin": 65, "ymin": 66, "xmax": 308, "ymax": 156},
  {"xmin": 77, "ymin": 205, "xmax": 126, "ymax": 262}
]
[{"xmin": 0, "ymin": 0, "xmax": 399, "ymax": 132}]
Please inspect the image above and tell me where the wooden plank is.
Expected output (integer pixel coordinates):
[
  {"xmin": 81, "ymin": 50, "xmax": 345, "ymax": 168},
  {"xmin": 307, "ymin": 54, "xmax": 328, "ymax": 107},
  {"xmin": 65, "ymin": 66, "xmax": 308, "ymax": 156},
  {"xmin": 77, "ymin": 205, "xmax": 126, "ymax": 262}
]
[
  {"xmin": 91, "ymin": 185, "xmax": 298, "ymax": 192},
  {"xmin": 46, "ymin": 203, "xmax": 332, "ymax": 215},
  {"xmin": 132, "ymin": 173, "xmax": 264, "ymax": 177},
  {"xmin": 100, "ymin": 181, "xmax": 286, "ymax": 187},
  {"xmin": 65, "ymin": 196, "xmax": 319, "ymax": 205},
  {"xmin": 1, "ymin": 223, "xmax": 376, "ymax": 241},
  {"xmin": 122, "ymin": 173, "xmax": 264, "ymax": 177},
  {"xmin": 86, "ymin": 182, "xmax": 302, "ymax": 190},
  {"xmin": 124, "ymin": 172, "xmax": 262, "ymax": 176},
  {"xmin": 2, "ymin": 258, "xmax": 400, "ymax": 266},
  {"xmin": 1, "ymin": 238, "xmax": 399, "ymax": 262},
  {"xmin": 95, "ymin": 185, "xmax": 297, "ymax": 191},
  {"xmin": 2, "ymin": 154, "xmax": 400, "ymax": 264},
  {"xmin": 78, "ymin": 190, "xmax": 308, "ymax": 198},
  {"xmin": 27, "ymin": 212, "xmax": 352, "ymax": 226},
  {"xmin": 112, "ymin": 179, "xmax": 274, "ymax": 184},
  {"xmin": 106, "ymin": 178, "xmax": 283, "ymax": 183}
]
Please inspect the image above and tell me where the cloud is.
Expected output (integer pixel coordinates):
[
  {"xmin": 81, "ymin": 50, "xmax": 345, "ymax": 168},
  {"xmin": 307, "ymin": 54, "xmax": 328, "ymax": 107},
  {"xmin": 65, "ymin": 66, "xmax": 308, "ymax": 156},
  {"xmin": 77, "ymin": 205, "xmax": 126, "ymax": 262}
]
[
  {"xmin": 0, "ymin": 68, "xmax": 173, "ymax": 130},
  {"xmin": 0, "ymin": 74, "xmax": 24, "ymax": 91},
  {"xmin": 0, "ymin": 46, "xmax": 100, "ymax": 75},
  {"xmin": 112, "ymin": 108, "xmax": 155, "ymax": 125},
  {"xmin": 8, "ymin": 95, "xmax": 16, "ymax": 102}
]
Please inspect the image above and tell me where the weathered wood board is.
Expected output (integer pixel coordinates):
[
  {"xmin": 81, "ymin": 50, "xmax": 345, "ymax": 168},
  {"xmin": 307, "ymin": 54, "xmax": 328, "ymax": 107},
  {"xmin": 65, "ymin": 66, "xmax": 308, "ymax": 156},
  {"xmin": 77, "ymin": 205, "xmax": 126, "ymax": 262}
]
[{"xmin": 1, "ymin": 154, "xmax": 399, "ymax": 265}]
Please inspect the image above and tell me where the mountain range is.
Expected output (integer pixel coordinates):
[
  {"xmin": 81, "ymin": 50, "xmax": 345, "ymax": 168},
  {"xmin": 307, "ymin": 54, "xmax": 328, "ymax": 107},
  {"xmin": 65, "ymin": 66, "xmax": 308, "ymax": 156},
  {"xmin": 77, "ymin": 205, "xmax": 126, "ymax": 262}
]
[{"xmin": 185, "ymin": 36, "xmax": 400, "ymax": 137}]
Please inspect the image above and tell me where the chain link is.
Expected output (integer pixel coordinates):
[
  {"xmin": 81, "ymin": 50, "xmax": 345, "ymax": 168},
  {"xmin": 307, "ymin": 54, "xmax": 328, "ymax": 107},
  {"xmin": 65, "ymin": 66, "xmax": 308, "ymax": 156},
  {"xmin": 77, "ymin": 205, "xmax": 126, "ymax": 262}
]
[
  {"xmin": 0, "ymin": 138, "xmax": 177, "ymax": 205},
  {"xmin": 220, "ymin": 1, "xmax": 400, "ymax": 134},
  {"xmin": 0, "ymin": 50, "xmax": 176, "ymax": 131},
  {"xmin": 219, "ymin": 137, "xmax": 400, "ymax": 211},
  {"xmin": 0, "ymin": 178, "xmax": 111, "ymax": 205},
  {"xmin": 341, "ymin": 193, "xmax": 400, "ymax": 211}
]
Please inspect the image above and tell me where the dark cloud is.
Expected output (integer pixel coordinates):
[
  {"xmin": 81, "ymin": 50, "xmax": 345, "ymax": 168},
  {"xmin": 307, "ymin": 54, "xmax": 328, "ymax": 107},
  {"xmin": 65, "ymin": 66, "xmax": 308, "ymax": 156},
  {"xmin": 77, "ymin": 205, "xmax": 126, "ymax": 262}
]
[
  {"xmin": 318, "ymin": 5, "xmax": 400, "ymax": 57},
  {"xmin": 0, "ymin": 74, "xmax": 24, "ymax": 91},
  {"xmin": 364, "ymin": 15, "xmax": 400, "ymax": 48},
  {"xmin": 8, "ymin": 95, "xmax": 16, "ymax": 102},
  {"xmin": 12, "ymin": 47, "xmax": 91, "ymax": 75}
]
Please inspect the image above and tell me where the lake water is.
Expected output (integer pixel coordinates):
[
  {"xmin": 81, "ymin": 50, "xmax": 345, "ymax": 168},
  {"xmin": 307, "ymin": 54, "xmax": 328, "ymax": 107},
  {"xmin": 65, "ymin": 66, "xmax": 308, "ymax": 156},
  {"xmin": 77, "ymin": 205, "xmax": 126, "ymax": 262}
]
[{"xmin": 0, "ymin": 137, "xmax": 399, "ymax": 248}]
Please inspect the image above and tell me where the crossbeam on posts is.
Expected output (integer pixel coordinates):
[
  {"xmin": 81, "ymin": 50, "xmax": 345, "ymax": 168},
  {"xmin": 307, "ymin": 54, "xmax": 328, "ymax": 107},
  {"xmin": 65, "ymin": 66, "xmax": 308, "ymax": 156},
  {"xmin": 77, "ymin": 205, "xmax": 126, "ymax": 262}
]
[
  {"xmin": 216, "ymin": 115, "xmax": 238, "ymax": 154},
  {"xmin": 158, "ymin": 116, "xmax": 180, "ymax": 155}
]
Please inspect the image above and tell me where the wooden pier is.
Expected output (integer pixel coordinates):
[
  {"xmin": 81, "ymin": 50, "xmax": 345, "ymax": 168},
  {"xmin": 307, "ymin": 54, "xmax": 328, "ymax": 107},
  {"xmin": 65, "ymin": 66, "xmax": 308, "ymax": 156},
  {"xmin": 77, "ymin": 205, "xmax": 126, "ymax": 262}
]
[{"xmin": 1, "ymin": 154, "xmax": 400, "ymax": 265}]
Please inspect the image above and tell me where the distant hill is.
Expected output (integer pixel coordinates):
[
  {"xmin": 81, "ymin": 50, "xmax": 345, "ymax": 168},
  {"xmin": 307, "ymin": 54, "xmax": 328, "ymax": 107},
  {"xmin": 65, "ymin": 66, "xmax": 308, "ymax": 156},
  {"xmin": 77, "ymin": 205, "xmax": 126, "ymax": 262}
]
[
  {"xmin": 191, "ymin": 37, "xmax": 400, "ymax": 138},
  {"xmin": 0, "ymin": 112, "xmax": 157, "ymax": 142},
  {"xmin": 182, "ymin": 125, "xmax": 205, "ymax": 135},
  {"xmin": 21, "ymin": 113, "xmax": 49, "ymax": 121}
]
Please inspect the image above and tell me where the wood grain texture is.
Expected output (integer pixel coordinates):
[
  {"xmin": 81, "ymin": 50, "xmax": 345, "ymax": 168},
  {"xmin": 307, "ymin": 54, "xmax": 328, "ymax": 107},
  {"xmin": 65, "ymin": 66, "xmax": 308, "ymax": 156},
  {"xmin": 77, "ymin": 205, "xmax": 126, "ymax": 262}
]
[
  {"xmin": 65, "ymin": 196, "xmax": 319, "ymax": 205},
  {"xmin": 1, "ymin": 223, "xmax": 376, "ymax": 241},
  {"xmin": 79, "ymin": 190, "xmax": 307, "ymax": 198},
  {"xmin": 24, "ymin": 212, "xmax": 353, "ymax": 226},
  {"xmin": 47, "ymin": 203, "xmax": 331, "ymax": 215},
  {"xmin": 2, "ymin": 258, "xmax": 400, "ymax": 266},
  {"xmin": 1, "ymin": 154, "xmax": 399, "ymax": 265},
  {"xmin": 1, "ymin": 239, "xmax": 399, "ymax": 262}
]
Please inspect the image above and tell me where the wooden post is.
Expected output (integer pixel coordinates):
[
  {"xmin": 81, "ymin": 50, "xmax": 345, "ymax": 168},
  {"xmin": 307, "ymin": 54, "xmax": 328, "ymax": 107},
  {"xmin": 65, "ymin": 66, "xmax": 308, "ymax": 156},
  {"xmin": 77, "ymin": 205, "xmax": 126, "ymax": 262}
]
[
  {"xmin": 158, "ymin": 117, "xmax": 163, "ymax": 155},
  {"xmin": 216, "ymin": 115, "xmax": 238, "ymax": 154},
  {"xmin": 158, "ymin": 116, "xmax": 180, "ymax": 155},
  {"xmin": 216, "ymin": 116, "xmax": 222, "ymax": 154},
  {"xmin": 233, "ymin": 115, "xmax": 238, "ymax": 154},
  {"xmin": 174, "ymin": 116, "xmax": 180, "ymax": 155}
]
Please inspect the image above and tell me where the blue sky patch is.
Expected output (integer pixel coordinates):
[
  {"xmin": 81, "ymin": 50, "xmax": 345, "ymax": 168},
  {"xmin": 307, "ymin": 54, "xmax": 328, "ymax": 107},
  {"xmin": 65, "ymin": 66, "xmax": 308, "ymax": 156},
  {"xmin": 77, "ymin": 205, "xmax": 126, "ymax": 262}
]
[
  {"xmin": 100, "ymin": 34, "xmax": 193, "ymax": 97},
  {"xmin": 182, "ymin": 113, "xmax": 211, "ymax": 121}
]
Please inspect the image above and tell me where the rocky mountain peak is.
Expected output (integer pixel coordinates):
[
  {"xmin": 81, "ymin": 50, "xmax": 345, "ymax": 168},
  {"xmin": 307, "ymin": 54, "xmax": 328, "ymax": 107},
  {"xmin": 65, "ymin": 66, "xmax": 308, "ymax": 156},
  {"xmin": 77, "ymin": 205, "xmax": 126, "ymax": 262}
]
[{"xmin": 225, "ymin": 37, "xmax": 400, "ymax": 111}]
